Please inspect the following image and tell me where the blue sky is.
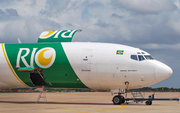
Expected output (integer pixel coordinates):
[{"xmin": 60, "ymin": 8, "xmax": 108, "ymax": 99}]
[{"xmin": 0, "ymin": 0, "xmax": 180, "ymax": 88}]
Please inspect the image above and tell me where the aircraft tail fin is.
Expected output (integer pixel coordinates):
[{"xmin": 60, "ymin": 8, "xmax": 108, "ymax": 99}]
[{"xmin": 38, "ymin": 29, "xmax": 82, "ymax": 43}]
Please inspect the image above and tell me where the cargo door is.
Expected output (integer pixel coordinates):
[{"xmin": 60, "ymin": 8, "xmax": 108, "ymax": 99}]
[{"xmin": 29, "ymin": 71, "xmax": 47, "ymax": 87}]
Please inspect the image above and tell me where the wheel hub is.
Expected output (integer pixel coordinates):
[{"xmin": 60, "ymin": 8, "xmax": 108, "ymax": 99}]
[{"xmin": 114, "ymin": 97, "xmax": 120, "ymax": 103}]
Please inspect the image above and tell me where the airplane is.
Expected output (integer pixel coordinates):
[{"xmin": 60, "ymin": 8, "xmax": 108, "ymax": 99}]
[{"xmin": 0, "ymin": 29, "xmax": 173, "ymax": 105}]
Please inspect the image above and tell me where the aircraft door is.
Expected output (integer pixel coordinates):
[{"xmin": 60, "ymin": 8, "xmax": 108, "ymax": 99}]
[
  {"xmin": 80, "ymin": 49, "xmax": 93, "ymax": 83},
  {"xmin": 81, "ymin": 50, "xmax": 93, "ymax": 71},
  {"xmin": 29, "ymin": 71, "xmax": 47, "ymax": 87},
  {"xmin": 79, "ymin": 49, "xmax": 99, "ymax": 89}
]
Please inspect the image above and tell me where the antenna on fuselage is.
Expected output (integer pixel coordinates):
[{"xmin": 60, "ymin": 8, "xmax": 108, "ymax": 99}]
[{"xmin": 18, "ymin": 38, "xmax": 21, "ymax": 43}]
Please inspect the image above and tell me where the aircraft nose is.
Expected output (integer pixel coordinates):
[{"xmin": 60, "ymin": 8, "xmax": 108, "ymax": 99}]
[{"xmin": 155, "ymin": 61, "xmax": 173, "ymax": 82}]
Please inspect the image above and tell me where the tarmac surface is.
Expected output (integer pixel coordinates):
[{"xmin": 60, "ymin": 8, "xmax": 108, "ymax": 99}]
[{"xmin": 0, "ymin": 92, "xmax": 179, "ymax": 113}]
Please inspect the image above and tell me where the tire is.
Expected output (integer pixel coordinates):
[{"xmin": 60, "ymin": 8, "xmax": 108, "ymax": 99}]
[
  {"xmin": 121, "ymin": 96, "xmax": 125, "ymax": 103},
  {"xmin": 145, "ymin": 100, "xmax": 152, "ymax": 105},
  {"xmin": 112, "ymin": 95, "xmax": 123, "ymax": 105},
  {"xmin": 149, "ymin": 101, "xmax": 152, "ymax": 105}
]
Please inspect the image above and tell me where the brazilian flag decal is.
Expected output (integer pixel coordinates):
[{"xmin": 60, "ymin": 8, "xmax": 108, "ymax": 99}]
[{"xmin": 116, "ymin": 50, "xmax": 124, "ymax": 55}]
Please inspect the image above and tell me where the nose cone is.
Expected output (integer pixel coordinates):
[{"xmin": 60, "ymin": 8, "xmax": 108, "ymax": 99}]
[{"xmin": 155, "ymin": 61, "xmax": 173, "ymax": 82}]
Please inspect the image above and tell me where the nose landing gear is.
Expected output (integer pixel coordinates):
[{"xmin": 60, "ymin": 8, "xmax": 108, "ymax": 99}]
[{"xmin": 112, "ymin": 81, "xmax": 129, "ymax": 105}]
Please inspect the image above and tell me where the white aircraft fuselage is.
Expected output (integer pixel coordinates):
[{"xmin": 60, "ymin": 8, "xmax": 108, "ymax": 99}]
[{"xmin": 0, "ymin": 42, "xmax": 172, "ymax": 90}]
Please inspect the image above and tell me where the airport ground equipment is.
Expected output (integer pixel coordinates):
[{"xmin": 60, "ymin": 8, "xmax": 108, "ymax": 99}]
[
  {"xmin": 112, "ymin": 83, "xmax": 179, "ymax": 105},
  {"xmin": 131, "ymin": 90, "xmax": 145, "ymax": 103},
  {"xmin": 126, "ymin": 93, "xmax": 179, "ymax": 105},
  {"xmin": 36, "ymin": 86, "xmax": 47, "ymax": 103},
  {"xmin": 112, "ymin": 93, "xmax": 179, "ymax": 105},
  {"xmin": 131, "ymin": 90, "xmax": 145, "ymax": 98}
]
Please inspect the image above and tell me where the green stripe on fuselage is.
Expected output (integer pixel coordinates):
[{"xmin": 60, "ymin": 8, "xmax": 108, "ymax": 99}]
[{"xmin": 4, "ymin": 43, "xmax": 87, "ymax": 88}]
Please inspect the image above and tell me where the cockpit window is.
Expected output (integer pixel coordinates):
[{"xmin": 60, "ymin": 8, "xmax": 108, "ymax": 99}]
[
  {"xmin": 144, "ymin": 55, "xmax": 154, "ymax": 60},
  {"xmin": 138, "ymin": 55, "xmax": 145, "ymax": 61},
  {"xmin": 131, "ymin": 55, "xmax": 138, "ymax": 61}
]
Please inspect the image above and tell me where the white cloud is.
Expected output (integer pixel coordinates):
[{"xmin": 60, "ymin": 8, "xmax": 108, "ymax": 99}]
[
  {"xmin": 111, "ymin": 0, "xmax": 177, "ymax": 14},
  {"xmin": 141, "ymin": 43, "xmax": 180, "ymax": 49},
  {"xmin": 0, "ymin": 0, "xmax": 179, "ymax": 43},
  {"xmin": 168, "ymin": 19, "xmax": 180, "ymax": 35}
]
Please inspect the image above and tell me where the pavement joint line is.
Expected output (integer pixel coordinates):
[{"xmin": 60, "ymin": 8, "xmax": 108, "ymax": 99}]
[
  {"xmin": 45, "ymin": 107, "xmax": 57, "ymax": 109},
  {"xmin": 59, "ymin": 107, "xmax": 74, "ymax": 109},
  {"xmin": 44, "ymin": 107, "xmax": 75, "ymax": 109},
  {"xmin": 76, "ymin": 105, "xmax": 125, "ymax": 113}
]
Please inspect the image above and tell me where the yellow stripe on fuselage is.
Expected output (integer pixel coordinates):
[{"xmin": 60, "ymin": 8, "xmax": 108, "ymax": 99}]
[{"xmin": 2, "ymin": 44, "xmax": 29, "ymax": 87}]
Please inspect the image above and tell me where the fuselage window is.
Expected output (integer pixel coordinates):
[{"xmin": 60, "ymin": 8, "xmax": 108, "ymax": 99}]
[
  {"xmin": 131, "ymin": 55, "xmax": 138, "ymax": 61},
  {"xmin": 138, "ymin": 55, "xmax": 145, "ymax": 61},
  {"xmin": 145, "ymin": 55, "xmax": 154, "ymax": 60}
]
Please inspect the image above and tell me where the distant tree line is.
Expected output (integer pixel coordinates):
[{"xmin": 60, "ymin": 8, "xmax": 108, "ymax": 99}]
[
  {"xmin": 0, "ymin": 87, "xmax": 180, "ymax": 92},
  {"xmin": 131, "ymin": 87, "xmax": 180, "ymax": 92}
]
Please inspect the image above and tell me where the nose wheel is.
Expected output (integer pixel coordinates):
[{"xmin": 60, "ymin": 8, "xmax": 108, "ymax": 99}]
[{"xmin": 112, "ymin": 95, "xmax": 125, "ymax": 105}]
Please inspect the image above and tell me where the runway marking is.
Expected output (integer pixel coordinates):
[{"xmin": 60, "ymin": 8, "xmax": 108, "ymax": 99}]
[{"xmin": 77, "ymin": 105, "xmax": 125, "ymax": 113}]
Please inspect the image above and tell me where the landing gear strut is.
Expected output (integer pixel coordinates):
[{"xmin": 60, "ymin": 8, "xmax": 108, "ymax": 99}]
[{"xmin": 112, "ymin": 81, "xmax": 129, "ymax": 105}]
